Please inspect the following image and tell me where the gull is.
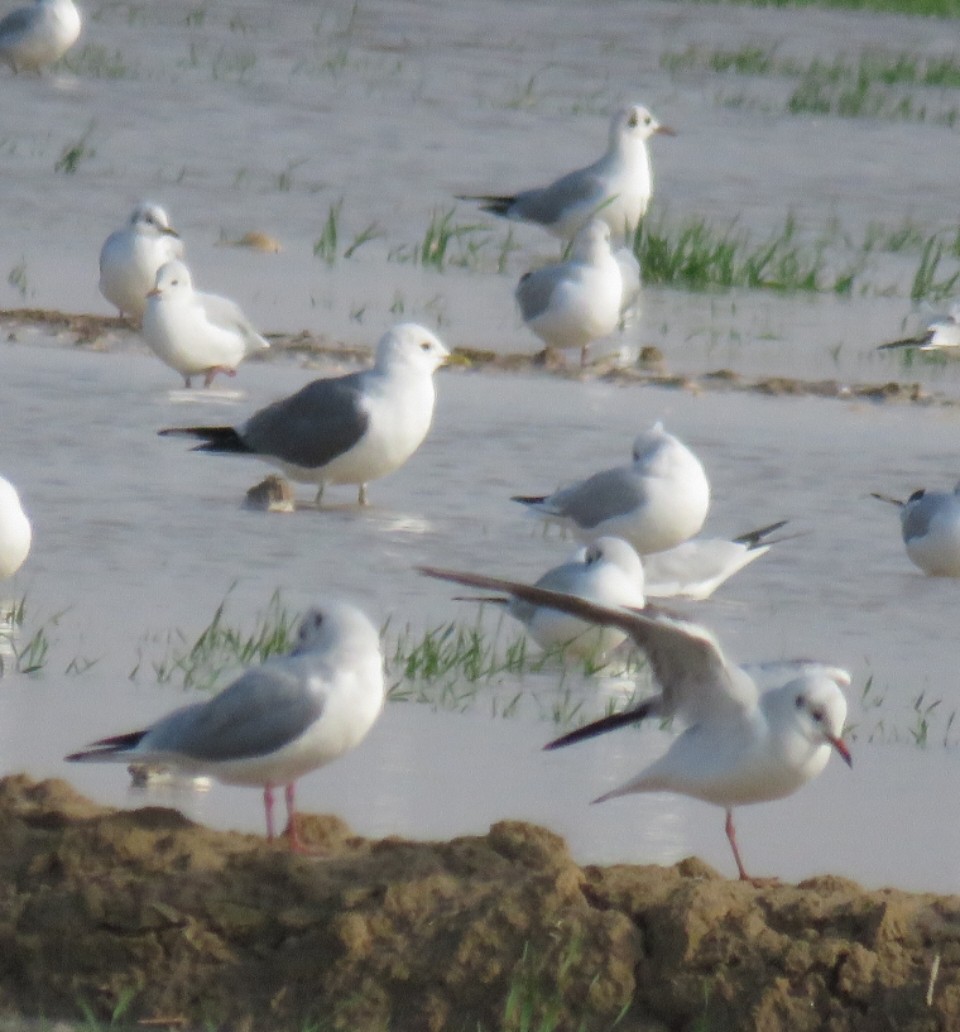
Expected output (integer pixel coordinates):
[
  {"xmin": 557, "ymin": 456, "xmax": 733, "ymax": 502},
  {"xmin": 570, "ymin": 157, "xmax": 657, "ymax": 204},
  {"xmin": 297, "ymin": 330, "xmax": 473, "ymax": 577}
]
[
  {"xmin": 457, "ymin": 103, "xmax": 674, "ymax": 241},
  {"xmin": 160, "ymin": 323, "xmax": 449, "ymax": 506},
  {"xmin": 457, "ymin": 536, "xmax": 646, "ymax": 661},
  {"xmin": 872, "ymin": 483, "xmax": 960, "ymax": 576},
  {"xmin": 512, "ymin": 422, "xmax": 710, "ymax": 555},
  {"xmin": 516, "ymin": 219, "xmax": 624, "ymax": 365},
  {"xmin": 419, "ymin": 565, "xmax": 852, "ymax": 881},
  {"xmin": 98, "ymin": 202, "xmax": 185, "ymax": 322},
  {"xmin": 878, "ymin": 302, "xmax": 960, "ymax": 353},
  {"xmin": 66, "ymin": 603, "xmax": 385, "ymax": 851},
  {"xmin": 0, "ymin": 475, "xmax": 31, "ymax": 580},
  {"xmin": 0, "ymin": 0, "xmax": 80, "ymax": 73},
  {"xmin": 642, "ymin": 520, "xmax": 789, "ymax": 601},
  {"xmin": 141, "ymin": 260, "xmax": 270, "ymax": 388}
]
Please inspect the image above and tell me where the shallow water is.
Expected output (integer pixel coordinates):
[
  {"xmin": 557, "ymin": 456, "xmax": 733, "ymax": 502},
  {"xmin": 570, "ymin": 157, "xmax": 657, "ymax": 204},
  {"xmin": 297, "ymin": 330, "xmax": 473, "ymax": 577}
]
[{"xmin": 2, "ymin": 0, "xmax": 960, "ymax": 892}]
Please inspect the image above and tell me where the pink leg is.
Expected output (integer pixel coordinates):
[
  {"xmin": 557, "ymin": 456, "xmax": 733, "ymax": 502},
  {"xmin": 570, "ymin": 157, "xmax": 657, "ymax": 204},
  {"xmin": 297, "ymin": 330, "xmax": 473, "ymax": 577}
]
[
  {"xmin": 284, "ymin": 781, "xmax": 308, "ymax": 852},
  {"xmin": 203, "ymin": 366, "xmax": 237, "ymax": 388},
  {"xmin": 263, "ymin": 784, "xmax": 277, "ymax": 841},
  {"xmin": 725, "ymin": 808, "xmax": 750, "ymax": 881}
]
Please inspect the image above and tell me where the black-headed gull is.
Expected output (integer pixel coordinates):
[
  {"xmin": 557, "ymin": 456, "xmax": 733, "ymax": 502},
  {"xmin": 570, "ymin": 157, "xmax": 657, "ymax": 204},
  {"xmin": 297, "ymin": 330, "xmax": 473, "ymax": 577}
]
[
  {"xmin": 160, "ymin": 323, "xmax": 449, "ymax": 506},
  {"xmin": 66, "ymin": 603, "xmax": 385, "ymax": 851},
  {"xmin": 0, "ymin": 0, "xmax": 80, "ymax": 73},
  {"xmin": 458, "ymin": 104, "xmax": 674, "ymax": 241},
  {"xmin": 878, "ymin": 303, "xmax": 960, "ymax": 353},
  {"xmin": 642, "ymin": 521, "xmax": 788, "ymax": 601},
  {"xmin": 98, "ymin": 203, "xmax": 185, "ymax": 322},
  {"xmin": 141, "ymin": 259, "xmax": 269, "ymax": 388},
  {"xmin": 872, "ymin": 484, "xmax": 960, "ymax": 576},
  {"xmin": 0, "ymin": 475, "xmax": 31, "ymax": 580},
  {"xmin": 457, "ymin": 536, "xmax": 646, "ymax": 661},
  {"xmin": 512, "ymin": 422, "xmax": 710, "ymax": 555},
  {"xmin": 516, "ymin": 219, "xmax": 624, "ymax": 365},
  {"xmin": 419, "ymin": 565, "xmax": 852, "ymax": 881}
]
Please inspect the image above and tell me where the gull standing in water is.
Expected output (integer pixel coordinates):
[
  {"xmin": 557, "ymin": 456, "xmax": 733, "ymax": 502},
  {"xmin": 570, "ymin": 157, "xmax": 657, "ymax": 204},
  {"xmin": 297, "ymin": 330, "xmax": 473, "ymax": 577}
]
[
  {"xmin": 516, "ymin": 219, "xmax": 624, "ymax": 366},
  {"xmin": 0, "ymin": 0, "xmax": 80, "ymax": 73},
  {"xmin": 160, "ymin": 323, "xmax": 449, "ymax": 506},
  {"xmin": 512, "ymin": 422, "xmax": 710, "ymax": 555},
  {"xmin": 458, "ymin": 103, "xmax": 674, "ymax": 241},
  {"xmin": 420, "ymin": 566, "xmax": 852, "ymax": 881},
  {"xmin": 141, "ymin": 260, "xmax": 269, "ymax": 388},
  {"xmin": 872, "ymin": 483, "xmax": 960, "ymax": 576},
  {"xmin": 66, "ymin": 603, "xmax": 385, "ymax": 851},
  {"xmin": 0, "ymin": 476, "xmax": 31, "ymax": 580},
  {"xmin": 98, "ymin": 203, "xmax": 185, "ymax": 322}
]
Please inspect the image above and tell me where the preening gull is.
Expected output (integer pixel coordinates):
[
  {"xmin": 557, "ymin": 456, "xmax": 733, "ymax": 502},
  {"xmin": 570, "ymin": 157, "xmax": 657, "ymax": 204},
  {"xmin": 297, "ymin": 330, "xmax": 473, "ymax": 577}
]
[{"xmin": 872, "ymin": 483, "xmax": 960, "ymax": 576}]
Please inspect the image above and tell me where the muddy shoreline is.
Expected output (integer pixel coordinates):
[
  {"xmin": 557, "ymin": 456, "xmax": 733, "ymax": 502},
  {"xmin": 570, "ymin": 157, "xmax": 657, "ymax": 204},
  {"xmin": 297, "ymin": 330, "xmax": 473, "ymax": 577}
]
[
  {"xmin": 0, "ymin": 775, "xmax": 956, "ymax": 1032},
  {"xmin": 0, "ymin": 306, "xmax": 938, "ymax": 407}
]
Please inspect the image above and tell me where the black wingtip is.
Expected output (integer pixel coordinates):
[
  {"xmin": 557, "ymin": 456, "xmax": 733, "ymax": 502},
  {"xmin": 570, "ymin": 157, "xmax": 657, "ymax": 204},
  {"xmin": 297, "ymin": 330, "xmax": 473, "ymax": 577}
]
[
  {"xmin": 543, "ymin": 700, "xmax": 659, "ymax": 751},
  {"xmin": 510, "ymin": 495, "xmax": 547, "ymax": 506},
  {"xmin": 733, "ymin": 519, "xmax": 789, "ymax": 549}
]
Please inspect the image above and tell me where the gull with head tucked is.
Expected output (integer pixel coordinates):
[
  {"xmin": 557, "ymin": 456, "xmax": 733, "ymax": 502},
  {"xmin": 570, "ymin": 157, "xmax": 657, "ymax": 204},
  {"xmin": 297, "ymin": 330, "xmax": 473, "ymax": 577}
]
[
  {"xmin": 160, "ymin": 323, "xmax": 449, "ymax": 506},
  {"xmin": 99, "ymin": 202, "xmax": 185, "ymax": 322},
  {"xmin": 141, "ymin": 259, "xmax": 269, "ymax": 388},
  {"xmin": 872, "ymin": 482, "xmax": 960, "ymax": 576},
  {"xmin": 420, "ymin": 565, "xmax": 852, "ymax": 882},
  {"xmin": 0, "ymin": 0, "xmax": 80, "ymax": 73},
  {"xmin": 67, "ymin": 603, "xmax": 385, "ymax": 851},
  {"xmin": 458, "ymin": 103, "xmax": 674, "ymax": 242},
  {"xmin": 512, "ymin": 422, "xmax": 710, "ymax": 555}
]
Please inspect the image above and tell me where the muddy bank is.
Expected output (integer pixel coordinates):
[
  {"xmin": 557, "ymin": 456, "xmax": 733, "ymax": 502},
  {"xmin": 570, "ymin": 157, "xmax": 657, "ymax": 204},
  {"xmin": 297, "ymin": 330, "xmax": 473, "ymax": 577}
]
[
  {"xmin": 0, "ymin": 776, "xmax": 957, "ymax": 1032},
  {"xmin": 0, "ymin": 307, "xmax": 941, "ymax": 406}
]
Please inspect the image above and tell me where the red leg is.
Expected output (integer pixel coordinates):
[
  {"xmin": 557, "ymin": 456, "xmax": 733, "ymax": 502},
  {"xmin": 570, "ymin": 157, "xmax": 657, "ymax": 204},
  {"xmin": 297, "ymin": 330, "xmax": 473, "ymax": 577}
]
[
  {"xmin": 263, "ymin": 784, "xmax": 276, "ymax": 841},
  {"xmin": 725, "ymin": 808, "xmax": 750, "ymax": 881},
  {"xmin": 284, "ymin": 781, "xmax": 309, "ymax": 852}
]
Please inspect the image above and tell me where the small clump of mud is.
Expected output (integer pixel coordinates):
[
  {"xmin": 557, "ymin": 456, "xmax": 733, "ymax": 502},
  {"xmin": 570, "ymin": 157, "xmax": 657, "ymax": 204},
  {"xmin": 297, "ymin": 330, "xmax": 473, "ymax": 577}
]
[{"xmin": 0, "ymin": 775, "xmax": 958, "ymax": 1031}]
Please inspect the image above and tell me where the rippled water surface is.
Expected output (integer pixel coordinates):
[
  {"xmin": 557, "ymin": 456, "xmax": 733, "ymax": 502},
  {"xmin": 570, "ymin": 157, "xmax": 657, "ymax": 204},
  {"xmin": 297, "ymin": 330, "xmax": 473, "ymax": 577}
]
[{"xmin": 2, "ymin": 0, "xmax": 960, "ymax": 892}]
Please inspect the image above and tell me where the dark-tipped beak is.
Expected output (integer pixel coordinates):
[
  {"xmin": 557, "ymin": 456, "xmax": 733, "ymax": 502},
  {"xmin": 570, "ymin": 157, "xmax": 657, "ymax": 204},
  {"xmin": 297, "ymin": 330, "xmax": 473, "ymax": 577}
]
[
  {"xmin": 829, "ymin": 735, "xmax": 853, "ymax": 768},
  {"xmin": 162, "ymin": 226, "xmax": 181, "ymax": 239},
  {"xmin": 656, "ymin": 124, "xmax": 677, "ymax": 137},
  {"xmin": 146, "ymin": 287, "xmax": 161, "ymax": 298}
]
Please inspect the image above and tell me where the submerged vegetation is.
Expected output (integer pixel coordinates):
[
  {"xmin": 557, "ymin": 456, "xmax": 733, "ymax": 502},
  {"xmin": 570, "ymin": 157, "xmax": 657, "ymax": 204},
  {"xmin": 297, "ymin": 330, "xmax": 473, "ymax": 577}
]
[{"xmin": 678, "ymin": 0, "xmax": 960, "ymax": 17}]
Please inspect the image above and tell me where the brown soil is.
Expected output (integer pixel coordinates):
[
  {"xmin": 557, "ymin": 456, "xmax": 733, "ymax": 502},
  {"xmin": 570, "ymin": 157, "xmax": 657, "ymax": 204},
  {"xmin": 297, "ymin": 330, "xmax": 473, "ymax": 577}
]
[
  {"xmin": 0, "ymin": 307, "xmax": 940, "ymax": 406},
  {"xmin": 1, "ymin": 775, "xmax": 957, "ymax": 1032}
]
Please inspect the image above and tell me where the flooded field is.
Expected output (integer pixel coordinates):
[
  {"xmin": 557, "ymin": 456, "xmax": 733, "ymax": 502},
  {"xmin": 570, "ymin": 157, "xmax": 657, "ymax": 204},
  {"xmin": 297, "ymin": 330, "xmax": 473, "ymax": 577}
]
[{"xmin": 3, "ymin": 0, "xmax": 960, "ymax": 894}]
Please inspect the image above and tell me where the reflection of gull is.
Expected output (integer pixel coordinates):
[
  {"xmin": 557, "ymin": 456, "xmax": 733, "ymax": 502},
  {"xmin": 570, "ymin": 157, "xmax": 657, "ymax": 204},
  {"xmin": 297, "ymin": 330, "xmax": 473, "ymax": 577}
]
[
  {"xmin": 0, "ymin": 475, "xmax": 31, "ymax": 580},
  {"xmin": 642, "ymin": 521, "xmax": 788, "ymax": 601},
  {"xmin": 420, "ymin": 565, "xmax": 851, "ymax": 881},
  {"xmin": 512, "ymin": 422, "xmax": 710, "ymax": 555},
  {"xmin": 0, "ymin": 0, "xmax": 80, "ymax": 73},
  {"xmin": 878, "ymin": 303, "xmax": 960, "ymax": 352},
  {"xmin": 160, "ymin": 323, "xmax": 449, "ymax": 506},
  {"xmin": 99, "ymin": 202, "xmax": 185, "ymax": 322},
  {"xmin": 872, "ymin": 484, "xmax": 960, "ymax": 576},
  {"xmin": 142, "ymin": 260, "xmax": 269, "ymax": 388},
  {"xmin": 461, "ymin": 537, "xmax": 646, "ymax": 660},
  {"xmin": 458, "ymin": 104, "xmax": 674, "ymax": 241},
  {"xmin": 66, "ymin": 604, "xmax": 385, "ymax": 850},
  {"xmin": 516, "ymin": 220, "xmax": 623, "ymax": 365}
]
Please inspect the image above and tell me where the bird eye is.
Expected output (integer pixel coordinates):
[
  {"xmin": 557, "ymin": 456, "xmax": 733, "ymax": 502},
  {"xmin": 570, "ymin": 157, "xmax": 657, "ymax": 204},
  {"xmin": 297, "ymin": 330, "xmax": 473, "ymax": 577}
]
[
  {"xmin": 811, "ymin": 708, "xmax": 825, "ymax": 723},
  {"xmin": 420, "ymin": 341, "xmax": 433, "ymax": 351},
  {"xmin": 628, "ymin": 112, "xmax": 639, "ymax": 128},
  {"xmin": 795, "ymin": 694, "xmax": 804, "ymax": 709},
  {"xmin": 312, "ymin": 612, "xmax": 324, "ymax": 629}
]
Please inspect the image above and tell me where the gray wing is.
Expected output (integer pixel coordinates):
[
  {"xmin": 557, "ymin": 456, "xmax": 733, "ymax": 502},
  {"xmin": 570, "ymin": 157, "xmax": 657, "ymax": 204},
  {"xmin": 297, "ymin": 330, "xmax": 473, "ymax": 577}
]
[
  {"xmin": 146, "ymin": 663, "xmax": 324, "ymax": 762},
  {"xmin": 516, "ymin": 268, "xmax": 560, "ymax": 322},
  {"xmin": 548, "ymin": 466, "xmax": 647, "ymax": 528},
  {"xmin": 901, "ymin": 496, "xmax": 938, "ymax": 543},
  {"xmin": 419, "ymin": 566, "xmax": 755, "ymax": 725},
  {"xmin": 198, "ymin": 291, "xmax": 269, "ymax": 352},
  {"xmin": 242, "ymin": 372, "xmax": 370, "ymax": 468},
  {"xmin": 0, "ymin": 7, "xmax": 38, "ymax": 45},
  {"xmin": 510, "ymin": 163, "xmax": 607, "ymax": 227},
  {"xmin": 508, "ymin": 559, "xmax": 582, "ymax": 625}
]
